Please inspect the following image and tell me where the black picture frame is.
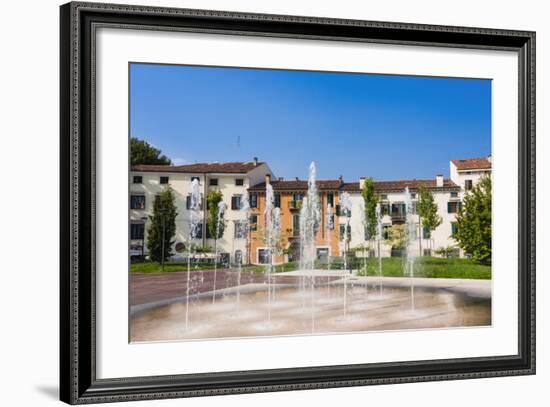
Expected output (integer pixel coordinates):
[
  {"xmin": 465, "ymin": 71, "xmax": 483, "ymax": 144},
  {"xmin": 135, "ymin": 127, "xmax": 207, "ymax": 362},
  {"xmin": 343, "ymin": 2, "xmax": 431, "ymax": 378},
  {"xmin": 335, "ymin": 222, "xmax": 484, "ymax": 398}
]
[{"xmin": 60, "ymin": 2, "xmax": 536, "ymax": 404}]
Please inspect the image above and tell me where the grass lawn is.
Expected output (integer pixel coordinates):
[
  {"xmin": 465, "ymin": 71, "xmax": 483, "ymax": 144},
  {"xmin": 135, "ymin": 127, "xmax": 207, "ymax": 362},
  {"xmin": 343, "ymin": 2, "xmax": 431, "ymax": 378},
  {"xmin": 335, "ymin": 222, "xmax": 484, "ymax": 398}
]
[
  {"xmin": 132, "ymin": 257, "xmax": 490, "ymax": 279},
  {"xmin": 356, "ymin": 257, "xmax": 491, "ymax": 280},
  {"xmin": 131, "ymin": 261, "xmax": 220, "ymax": 273}
]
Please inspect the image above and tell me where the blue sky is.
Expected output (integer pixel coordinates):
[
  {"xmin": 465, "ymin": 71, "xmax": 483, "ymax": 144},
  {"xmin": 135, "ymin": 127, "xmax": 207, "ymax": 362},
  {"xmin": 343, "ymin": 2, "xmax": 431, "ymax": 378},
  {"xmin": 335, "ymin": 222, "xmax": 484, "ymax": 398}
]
[{"xmin": 130, "ymin": 63, "xmax": 491, "ymax": 181}]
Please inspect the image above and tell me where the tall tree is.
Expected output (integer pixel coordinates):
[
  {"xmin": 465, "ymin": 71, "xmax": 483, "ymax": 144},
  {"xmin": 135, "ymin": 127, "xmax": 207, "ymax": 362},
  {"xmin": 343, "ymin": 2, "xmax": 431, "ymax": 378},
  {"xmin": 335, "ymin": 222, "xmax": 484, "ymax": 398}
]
[
  {"xmin": 386, "ymin": 224, "xmax": 407, "ymax": 255},
  {"xmin": 454, "ymin": 175, "xmax": 492, "ymax": 264},
  {"xmin": 207, "ymin": 190, "xmax": 225, "ymax": 254},
  {"xmin": 416, "ymin": 186, "xmax": 442, "ymax": 254},
  {"xmin": 130, "ymin": 137, "xmax": 172, "ymax": 166},
  {"xmin": 147, "ymin": 185, "xmax": 177, "ymax": 262},
  {"xmin": 361, "ymin": 177, "xmax": 378, "ymax": 246}
]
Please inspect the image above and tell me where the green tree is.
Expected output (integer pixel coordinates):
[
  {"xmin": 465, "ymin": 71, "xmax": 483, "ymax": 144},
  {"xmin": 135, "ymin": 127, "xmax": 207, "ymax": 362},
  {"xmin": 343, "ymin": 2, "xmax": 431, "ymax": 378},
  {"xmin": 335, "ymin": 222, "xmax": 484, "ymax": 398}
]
[
  {"xmin": 147, "ymin": 185, "xmax": 177, "ymax": 262},
  {"xmin": 417, "ymin": 186, "xmax": 442, "ymax": 254},
  {"xmin": 386, "ymin": 224, "xmax": 407, "ymax": 251},
  {"xmin": 207, "ymin": 190, "xmax": 225, "ymax": 239},
  {"xmin": 131, "ymin": 137, "xmax": 172, "ymax": 166},
  {"xmin": 361, "ymin": 177, "xmax": 378, "ymax": 244},
  {"xmin": 455, "ymin": 175, "xmax": 492, "ymax": 264},
  {"xmin": 206, "ymin": 190, "xmax": 226, "ymax": 259}
]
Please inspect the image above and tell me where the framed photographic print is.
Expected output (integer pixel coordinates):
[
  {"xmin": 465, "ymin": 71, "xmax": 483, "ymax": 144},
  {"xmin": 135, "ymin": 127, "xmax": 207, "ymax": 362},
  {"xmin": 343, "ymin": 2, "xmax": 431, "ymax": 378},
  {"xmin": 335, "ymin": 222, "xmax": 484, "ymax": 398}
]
[{"xmin": 60, "ymin": 1, "xmax": 536, "ymax": 404}]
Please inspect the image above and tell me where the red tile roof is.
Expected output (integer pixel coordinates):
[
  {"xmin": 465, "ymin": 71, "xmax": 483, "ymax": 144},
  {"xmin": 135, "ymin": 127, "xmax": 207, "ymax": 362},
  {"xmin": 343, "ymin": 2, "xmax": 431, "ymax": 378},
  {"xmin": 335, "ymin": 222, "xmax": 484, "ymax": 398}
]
[
  {"xmin": 248, "ymin": 179, "xmax": 343, "ymax": 191},
  {"xmin": 341, "ymin": 179, "xmax": 459, "ymax": 192},
  {"xmin": 451, "ymin": 156, "xmax": 491, "ymax": 171},
  {"xmin": 250, "ymin": 178, "xmax": 458, "ymax": 192},
  {"xmin": 132, "ymin": 161, "xmax": 265, "ymax": 174}
]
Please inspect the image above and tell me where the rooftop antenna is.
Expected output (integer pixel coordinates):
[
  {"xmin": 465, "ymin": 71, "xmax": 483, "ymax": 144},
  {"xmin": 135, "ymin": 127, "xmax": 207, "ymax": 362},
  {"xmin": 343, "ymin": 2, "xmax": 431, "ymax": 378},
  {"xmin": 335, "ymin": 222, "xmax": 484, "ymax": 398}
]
[{"xmin": 236, "ymin": 135, "xmax": 242, "ymax": 161}]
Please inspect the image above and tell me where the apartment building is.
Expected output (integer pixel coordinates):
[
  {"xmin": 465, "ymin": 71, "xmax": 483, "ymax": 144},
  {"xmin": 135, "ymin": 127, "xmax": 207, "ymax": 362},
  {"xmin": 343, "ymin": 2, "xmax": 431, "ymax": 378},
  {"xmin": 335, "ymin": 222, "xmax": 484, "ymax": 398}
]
[
  {"xmin": 129, "ymin": 158, "xmax": 274, "ymax": 263},
  {"xmin": 247, "ymin": 175, "xmax": 343, "ymax": 265},
  {"xmin": 341, "ymin": 177, "xmax": 461, "ymax": 258},
  {"xmin": 129, "ymin": 155, "xmax": 491, "ymax": 263}
]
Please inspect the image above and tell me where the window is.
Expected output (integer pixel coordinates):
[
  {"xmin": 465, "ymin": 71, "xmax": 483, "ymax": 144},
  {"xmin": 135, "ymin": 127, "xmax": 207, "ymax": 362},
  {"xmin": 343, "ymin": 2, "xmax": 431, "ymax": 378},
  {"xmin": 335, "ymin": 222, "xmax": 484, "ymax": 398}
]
[
  {"xmin": 292, "ymin": 214, "xmax": 300, "ymax": 236},
  {"xmin": 327, "ymin": 214, "xmax": 335, "ymax": 230},
  {"xmin": 235, "ymin": 178, "xmax": 244, "ymax": 186},
  {"xmin": 234, "ymin": 249, "xmax": 243, "ymax": 265},
  {"xmin": 231, "ymin": 195, "xmax": 242, "ymax": 210},
  {"xmin": 130, "ymin": 195, "xmax": 145, "ymax": 210},
  {"xmin": 380, "ymin": 194, "xmax": 388, "ymax": 200},
  {"xmin": 317, "ymin": 248, "xmax": 329, "ymax": 261},
  {"xmin": 209, "ymin": 178, "xmax": 218, "ymax": 186},
  {"xmin": 258, "ymin": 249, "xmax": 270, "ymax": 264},
  {"xmin": 447, "ymin": 201, "xmax": 461, "ymax": 213},
  {"xmin": 450, "ymin": 191, "xmax": 458, "ymax": 198},
  {"xmin": 186, "ymin": 194, "xmax": 203, "ymax": 210},
  {"xmin": 326, "ymin": 192, "xmax": 334, "ymax": 207},
  {"xmin": 160, "ymin": 176, "xmax": 169, "ymax": 184},
  {"xmin": 250, "ymin": 193, "xmax": 258, "ymax": 208},
  {"xmin": 191, "ymin": 223, "xmax": 203, "ymax": 239},
  {"xmin": 451, "ymin": 222, "xmax": 459, "ymax": 237},
  {"xmin": 411, "ymin": 193, "xmax": 416, "ymax": 199},
  {"xmin": 391, "ymin": 203, "xmax": 406, "ymax": 218},
  {"xmin": 382, "ymin": 225, "xmax": 391, "ymax": 240},
  {"xmin": 132, "ymin": 175, "xmax": 142, "ymax": 184},
  {"xmin": 381, "ymin": 203, "xmax": 390, "ymax": 215},
  {"xmin": 423, "ymin": 226, "xmax": 431, "ymax": 239},
  {"xmin": 249, "ymin": 214, "xmax": 258, "ymax": 231},
  {"xmin": 465, "ymin": 179, "xmax": 473, "ymax": 191},
  {"xmin": 337, "ymin": 205, "xmax": 351, "ymax": 217},
  {"xmin": 234, "ymin": 221, "xmax": 247, "ymax": 238},
  {"xmin": 274, "ymin": 192, "xmax": 281, "ymax": 208},
  {"xmin": 423, "ymin": 248, "xmax": 432, "ymax": 257},
  {"xmin": 339, "ymin": 224, "xmax": 351, "ymax": 241},
  {"xmin": 130, "ymin": 223, "xmax": 145, "ymax": 240},
  {"xmin": 292, "ymin": 192, "xmax": 303, "ymax": 202}
]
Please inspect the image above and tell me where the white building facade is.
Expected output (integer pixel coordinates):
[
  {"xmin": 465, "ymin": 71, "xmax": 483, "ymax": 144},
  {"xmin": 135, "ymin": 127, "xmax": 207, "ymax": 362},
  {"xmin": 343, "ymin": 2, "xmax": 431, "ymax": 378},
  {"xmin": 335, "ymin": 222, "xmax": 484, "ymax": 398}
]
[
  {"xmin": 130, "ymin": 156, "xmax": 490, "ymax": 261},
  {"xmin": 129, "ymin": 158, "xmax": 274, "ymax": 263}
]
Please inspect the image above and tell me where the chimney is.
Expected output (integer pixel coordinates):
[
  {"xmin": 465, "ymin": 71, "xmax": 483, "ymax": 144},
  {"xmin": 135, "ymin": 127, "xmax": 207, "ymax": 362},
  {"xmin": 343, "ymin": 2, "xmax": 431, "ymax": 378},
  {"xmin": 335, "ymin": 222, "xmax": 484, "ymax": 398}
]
[
  {"xmin": 253, "ymin": 157, "xmax": 258, "ymax": 166},
  {"xmin": 436, "ymin": 174, "xmax": 444, "ymax": 187},
  {"xmin": 359, "ymin": 176, "xmax": 365, "ymax": 189},
  {"xmin": 295, "ymin": 177, "xmax": 299, "ymax": 181},
  {"xmin": 278, "ymin": 177, "xmax": 284, "ymax": 181},
  {"xmin": 487, "ymin": 154, "xmax": 492, "ymax": 163},
  {"xmin": 265, "ymin": 173, "xmax": 271, "ymax": 186}
]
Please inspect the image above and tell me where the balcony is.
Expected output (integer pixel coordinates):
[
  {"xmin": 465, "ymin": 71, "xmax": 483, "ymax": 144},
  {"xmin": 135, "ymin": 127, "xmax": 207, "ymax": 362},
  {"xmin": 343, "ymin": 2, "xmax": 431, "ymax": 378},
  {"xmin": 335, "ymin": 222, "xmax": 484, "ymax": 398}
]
[
  {"xmin": 391, "ymin": 213, "xmax": 406, "ymax": 223},
  {"xmin": 288, "ymin": 200, "xmax": 303, "ymax": 211}
]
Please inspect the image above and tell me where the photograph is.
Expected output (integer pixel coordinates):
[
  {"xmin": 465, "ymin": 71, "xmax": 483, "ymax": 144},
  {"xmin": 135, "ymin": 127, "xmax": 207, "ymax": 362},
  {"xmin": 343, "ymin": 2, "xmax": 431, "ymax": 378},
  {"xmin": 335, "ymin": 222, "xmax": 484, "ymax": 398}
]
[{"xmin": 128, "ymin": 63, "xmax": 493, "ymax": 342}]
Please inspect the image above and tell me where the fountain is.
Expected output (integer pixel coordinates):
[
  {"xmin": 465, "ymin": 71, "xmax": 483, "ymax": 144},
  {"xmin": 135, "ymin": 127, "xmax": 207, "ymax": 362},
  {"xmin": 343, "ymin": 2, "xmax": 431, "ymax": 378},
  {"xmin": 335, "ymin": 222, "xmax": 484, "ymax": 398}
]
[
  {"xmin": 339, "ymin": 192, "xmax": 352, "ymax": 318},
  {"xmin": 376, "ymin": 203, "xmax": 384, "ymax": 297},
  {"xmin": 132, "ymin": 166, "xmax": 492, "ymax": 343},
  {"xmin": 236, "ymin": 191, "xmax": 250, "ymax": 313},
  {"xmin": 271, "ymin": 207, "xmax": 281, "ymax": 302},
  {"xmin": 404, "ymin": 187, "xmax": 418, "ymax": 312},
  {"xmin": 299, "ymin": 162, "xmax": 321, "ymax": 331},
  {"xmin": 326, "ymin": 203, "xmax": 334, "ymax": 293},
  {"xmin": 264, "ymin": 183, "xmax": 275, "ymax": 323},
  {"xmin": 212, "ymin": 200, "xmax": 226, "ymax": 303},
  {"xmin": 360, "ymin": 200, "xmax": 368, "ymax": 300},
  {"xmin": 185, "ymin": 178, "xmax": 202, "ymax": 331}
]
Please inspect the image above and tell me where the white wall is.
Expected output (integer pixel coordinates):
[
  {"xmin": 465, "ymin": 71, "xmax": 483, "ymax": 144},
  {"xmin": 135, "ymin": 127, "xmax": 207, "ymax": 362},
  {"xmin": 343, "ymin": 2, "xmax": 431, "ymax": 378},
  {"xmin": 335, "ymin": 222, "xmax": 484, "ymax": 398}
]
[
  {"xmin": 347, "ymin": 189, "xmax": 460, "ymax": 258},
  {"xmin": 0, "ymin": 1, "xmax": 546, "ymax": 406}
]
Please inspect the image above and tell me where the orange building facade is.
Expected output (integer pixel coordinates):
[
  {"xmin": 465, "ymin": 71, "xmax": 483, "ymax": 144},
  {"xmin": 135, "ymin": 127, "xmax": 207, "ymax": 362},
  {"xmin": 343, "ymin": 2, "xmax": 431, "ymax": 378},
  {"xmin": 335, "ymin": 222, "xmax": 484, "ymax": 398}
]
[{"xmin": 247, "ymin": 175, "xmax": 343, "ymax": 265}]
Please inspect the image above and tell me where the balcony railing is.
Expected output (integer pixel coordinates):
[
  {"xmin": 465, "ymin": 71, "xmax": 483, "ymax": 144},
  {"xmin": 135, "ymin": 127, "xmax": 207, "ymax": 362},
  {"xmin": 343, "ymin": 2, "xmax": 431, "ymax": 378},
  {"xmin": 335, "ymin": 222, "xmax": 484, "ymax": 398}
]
[{"xmin": 288, "ymin": 200, "xmax": 303, "ymax": 210}]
